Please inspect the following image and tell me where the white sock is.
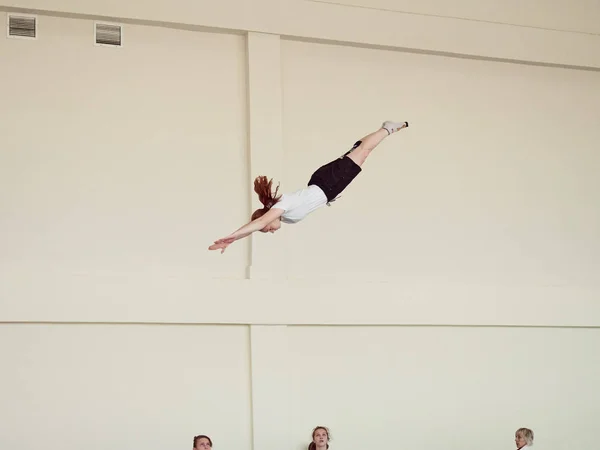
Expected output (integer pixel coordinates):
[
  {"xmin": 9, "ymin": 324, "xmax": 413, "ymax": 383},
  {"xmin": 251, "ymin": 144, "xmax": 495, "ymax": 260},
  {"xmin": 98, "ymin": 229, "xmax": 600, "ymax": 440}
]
[{"xmin": 382, "ymin": 121, "xmax": 408, "ymax": 134}]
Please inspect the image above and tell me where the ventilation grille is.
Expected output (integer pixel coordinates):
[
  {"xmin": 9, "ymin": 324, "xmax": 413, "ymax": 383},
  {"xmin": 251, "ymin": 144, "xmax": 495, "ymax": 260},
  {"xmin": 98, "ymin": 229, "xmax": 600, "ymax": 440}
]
[
  {"xmin": 8, "ymin": 15, "xmax": 36, "ymax": 39},
  {"xmin": 95, "ymin": 23, "xmax": 122, "ymax": 46}
]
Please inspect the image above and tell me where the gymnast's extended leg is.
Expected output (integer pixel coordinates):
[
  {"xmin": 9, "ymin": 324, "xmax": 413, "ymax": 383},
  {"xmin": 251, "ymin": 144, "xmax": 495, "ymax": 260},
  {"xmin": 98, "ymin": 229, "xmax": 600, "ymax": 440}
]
[{"xmin": 345, "ymin": 121, "xmax": 408, "ymax": 167}]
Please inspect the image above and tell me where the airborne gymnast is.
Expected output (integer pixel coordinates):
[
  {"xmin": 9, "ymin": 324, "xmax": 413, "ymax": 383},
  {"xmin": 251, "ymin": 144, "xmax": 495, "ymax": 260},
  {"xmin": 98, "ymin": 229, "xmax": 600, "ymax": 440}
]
[{"xmin": 209, "ymin": 120, "xmax": 408, "ymax": 253}]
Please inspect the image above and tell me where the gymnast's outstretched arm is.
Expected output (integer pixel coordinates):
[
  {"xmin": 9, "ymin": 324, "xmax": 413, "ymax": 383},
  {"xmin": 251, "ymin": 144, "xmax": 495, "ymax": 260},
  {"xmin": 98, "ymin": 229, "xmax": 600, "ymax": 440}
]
[{"xmin": 208, "ymin": 207, "xmax": 283, "ymax": 253}]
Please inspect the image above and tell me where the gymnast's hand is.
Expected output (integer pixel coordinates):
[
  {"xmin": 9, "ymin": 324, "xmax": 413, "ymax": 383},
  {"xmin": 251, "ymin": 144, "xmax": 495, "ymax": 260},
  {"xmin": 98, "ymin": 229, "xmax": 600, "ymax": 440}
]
[
  {"xmin": 209, "ymin": 235, "xmax": 236, "ymax": 253},
  {"xmin": 208, "ymin": 211, "xmax": 282, "ymax": 254}
]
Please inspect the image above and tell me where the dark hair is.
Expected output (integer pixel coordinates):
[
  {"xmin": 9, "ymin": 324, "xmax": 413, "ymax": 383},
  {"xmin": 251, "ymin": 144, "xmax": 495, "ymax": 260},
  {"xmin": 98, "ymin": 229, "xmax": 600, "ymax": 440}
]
[
  {"xmin": 251, "ymin": 175, "xmax": 281, "ymax": 221},
  {"xmin": 308, "ymin": 426, "xmax": 330, "ymax": 450},
  {"xmin": 193, "ymin": 435, "xmax": 213, "ymax": 448}
]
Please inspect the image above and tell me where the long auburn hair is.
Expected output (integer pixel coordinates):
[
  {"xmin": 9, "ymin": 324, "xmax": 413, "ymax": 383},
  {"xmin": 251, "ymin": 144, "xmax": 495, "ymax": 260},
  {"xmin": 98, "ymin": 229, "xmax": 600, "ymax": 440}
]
[{"xmin": 251, "ymin": 175, "xmax": 281, "ymax": 220}]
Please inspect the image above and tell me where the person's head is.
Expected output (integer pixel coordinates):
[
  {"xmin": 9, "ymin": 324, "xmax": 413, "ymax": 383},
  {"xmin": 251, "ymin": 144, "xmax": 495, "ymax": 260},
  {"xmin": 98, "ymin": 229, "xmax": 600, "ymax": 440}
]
[
  {"xmin": 308, "ymin": 426, "xmax": 330, "ymax": 450},
  {"xmin": 194, "ymin": 435, "xmax": 212, "ymax": 450},
  {"xmin": 251, "ymin": 175, "xmax": 282, "ymax": 233},
  {"xmin": 515, "ymin": 428, "xmax": 534, "ymax": 448}
]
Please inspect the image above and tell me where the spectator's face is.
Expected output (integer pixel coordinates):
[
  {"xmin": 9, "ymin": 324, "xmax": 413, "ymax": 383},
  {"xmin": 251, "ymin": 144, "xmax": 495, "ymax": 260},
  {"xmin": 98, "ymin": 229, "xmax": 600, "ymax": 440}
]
[
  {"xmin": 515, "ymin": 432, "xmax": 527, "ymax": 448},
  {"xmin": 195, "ymin": 438, "xmax": 212, "ymax": 450},
  {"xmin": 313, "ymin": 429, "xmax": 328, "ymax": 447}
]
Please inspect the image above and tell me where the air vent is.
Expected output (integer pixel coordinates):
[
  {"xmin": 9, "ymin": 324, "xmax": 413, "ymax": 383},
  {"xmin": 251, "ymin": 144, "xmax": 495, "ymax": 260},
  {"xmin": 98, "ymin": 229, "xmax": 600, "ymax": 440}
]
[
  {"xmin": 7, "ymin": 14, "xmax": 37, "ymax": 39},
  {"xmin": 95, "ymin": 22, "xmax": 122, "ymax": 47}
]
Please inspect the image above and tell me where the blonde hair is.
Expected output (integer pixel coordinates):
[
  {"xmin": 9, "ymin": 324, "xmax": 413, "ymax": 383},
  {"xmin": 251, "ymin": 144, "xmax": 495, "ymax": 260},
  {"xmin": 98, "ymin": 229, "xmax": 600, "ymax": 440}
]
[{"xmin": 516, "ymin": 428, "xmax": 534, "ymax": 446}]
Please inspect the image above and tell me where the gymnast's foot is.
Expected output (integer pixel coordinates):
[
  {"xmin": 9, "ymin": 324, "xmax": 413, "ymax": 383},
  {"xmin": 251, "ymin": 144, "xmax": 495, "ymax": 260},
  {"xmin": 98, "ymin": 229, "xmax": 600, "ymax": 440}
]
[{"xmin": 382, "ymin": 121, "xmax": 408, "ymax": 135}]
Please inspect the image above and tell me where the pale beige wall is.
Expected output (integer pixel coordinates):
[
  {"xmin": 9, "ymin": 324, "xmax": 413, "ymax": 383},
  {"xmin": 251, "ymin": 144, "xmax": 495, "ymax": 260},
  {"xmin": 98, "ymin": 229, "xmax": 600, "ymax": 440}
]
[
  {"xmin": 0, "ymin": 16, "xmax": 252, "ymax": 449},
  {"xmin": 1, "ymin": 4, "xmax": 600, "ymax": 450},
  {"xmin": 2, "ymin": 323, "xmax": 599, "ymax": 450},
  {"xmin": 280, "ymin": 39, "xmax": 600, "ymax": 287},
  {"xmin": 0, "ymin": 14, "xmax": 249, "ymax": 281},
  {"xmin": 287, "ymin": 325, "xmax": 600, "ymax": 450},
  {"xmin": 333, "ymin": 0, "xmax": 600, "ymax": 33},
  {"xmin": 1, "ymin": 0, "xmax": 600, "ymax": 68},
  {"xmin": 0, "ymin": 323, "xmax": 252, "ymax": 450}
]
